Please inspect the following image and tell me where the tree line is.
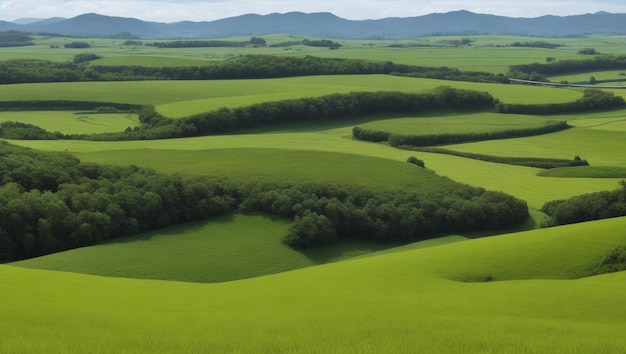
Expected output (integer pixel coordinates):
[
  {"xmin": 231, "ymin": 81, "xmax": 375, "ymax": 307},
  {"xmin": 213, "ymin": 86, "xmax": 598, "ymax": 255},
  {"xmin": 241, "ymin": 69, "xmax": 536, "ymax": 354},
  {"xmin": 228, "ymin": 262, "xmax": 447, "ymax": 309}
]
[
  {"xmin": 0, "ymin": 55, "xmax": 512, "ymax": 84},
  {"xmin": 353, "ymin": 121, "xmax": 570, "ymax": 148},
  {"xmin": 0, "ymin": 141, "xmax": 529, "ymax": 262}
]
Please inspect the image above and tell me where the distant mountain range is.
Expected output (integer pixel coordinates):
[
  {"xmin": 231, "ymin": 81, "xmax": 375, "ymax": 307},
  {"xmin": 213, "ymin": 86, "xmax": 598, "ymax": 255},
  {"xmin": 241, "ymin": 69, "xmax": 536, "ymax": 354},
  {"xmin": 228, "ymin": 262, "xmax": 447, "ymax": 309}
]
[{"xmin": 1, "ymin": 10, "xmax": 626, "ymax": 39}]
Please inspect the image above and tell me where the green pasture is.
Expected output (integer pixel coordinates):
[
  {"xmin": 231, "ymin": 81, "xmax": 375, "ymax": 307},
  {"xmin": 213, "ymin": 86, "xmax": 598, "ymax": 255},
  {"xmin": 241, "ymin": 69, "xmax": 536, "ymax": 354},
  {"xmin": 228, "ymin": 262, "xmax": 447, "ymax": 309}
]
[
  {"xmin": 0, "ymin": 111, "xmax": 139, "ymax": 134},
  {"xmin": 357, "ymin": 112, "xmax": 561, "ymax": 136},
  {"xmin": 4, "ymin": 216, "xmax": 626, "ymax": 352},
  {"xmin": 549, "ymin": 70, "xmax": 626, "ymax": 84},
  {"xmin": 0, "ymin": 75, "xmax": 584, "ymax": 118}
]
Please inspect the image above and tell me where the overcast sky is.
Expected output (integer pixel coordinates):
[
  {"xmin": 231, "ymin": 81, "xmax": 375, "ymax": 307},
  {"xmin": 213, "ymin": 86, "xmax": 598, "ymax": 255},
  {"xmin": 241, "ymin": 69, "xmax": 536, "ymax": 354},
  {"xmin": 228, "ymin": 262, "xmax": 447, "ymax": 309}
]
[{"xmin": 2, "ymin": 0, "xmax": 626, "ymax": 23}]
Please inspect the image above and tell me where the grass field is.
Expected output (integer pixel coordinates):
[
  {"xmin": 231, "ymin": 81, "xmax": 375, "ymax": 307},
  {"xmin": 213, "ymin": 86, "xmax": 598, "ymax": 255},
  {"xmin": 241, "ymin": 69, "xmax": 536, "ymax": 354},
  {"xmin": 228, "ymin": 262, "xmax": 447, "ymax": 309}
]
[
  {"xmin": 0, "ymin": 111, "xmax": 139, "ymax": 134},
  {"xmin": 4, "ymin": 216, "xmax": 626, "ymax": 352},
  {"xmin": 549, "ymin": 70, "xmax": 626, "ymax": 84}
]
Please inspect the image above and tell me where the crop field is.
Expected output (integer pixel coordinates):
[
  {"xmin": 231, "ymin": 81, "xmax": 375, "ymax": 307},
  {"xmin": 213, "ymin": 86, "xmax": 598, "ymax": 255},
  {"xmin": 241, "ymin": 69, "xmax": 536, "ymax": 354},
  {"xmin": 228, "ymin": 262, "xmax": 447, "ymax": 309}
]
[{"xmin": 2, "ymin": 33, "xmax": 626, "ymax": 353}]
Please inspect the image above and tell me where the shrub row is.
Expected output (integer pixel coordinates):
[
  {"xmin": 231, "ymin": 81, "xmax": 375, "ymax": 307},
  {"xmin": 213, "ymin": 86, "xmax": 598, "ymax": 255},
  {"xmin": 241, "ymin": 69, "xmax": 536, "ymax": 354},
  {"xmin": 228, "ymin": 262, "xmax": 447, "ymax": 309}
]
[
  {"xmin": 400, "ymin": 146, "xmax": 589, "ymax": 169},
  {"xmin": 353, "ymin": 121, "xmax": 571, "ymax": 147}
]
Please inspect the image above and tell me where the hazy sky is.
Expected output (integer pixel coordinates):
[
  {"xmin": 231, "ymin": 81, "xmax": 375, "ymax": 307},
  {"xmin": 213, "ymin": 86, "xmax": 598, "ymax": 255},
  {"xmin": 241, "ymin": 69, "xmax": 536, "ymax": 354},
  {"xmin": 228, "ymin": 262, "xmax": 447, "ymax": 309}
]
[{"xmin": 2, "ymin": 0, "xmax": 626, "ymax": 23}]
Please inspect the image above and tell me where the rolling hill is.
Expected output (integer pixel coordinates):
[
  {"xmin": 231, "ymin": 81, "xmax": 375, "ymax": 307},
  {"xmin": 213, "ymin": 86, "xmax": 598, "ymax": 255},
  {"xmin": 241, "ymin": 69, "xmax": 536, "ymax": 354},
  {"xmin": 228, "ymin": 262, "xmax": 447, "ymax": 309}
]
[{"xmin": 2, "ymin": 10, "xmax": 626, "ymax": 39}]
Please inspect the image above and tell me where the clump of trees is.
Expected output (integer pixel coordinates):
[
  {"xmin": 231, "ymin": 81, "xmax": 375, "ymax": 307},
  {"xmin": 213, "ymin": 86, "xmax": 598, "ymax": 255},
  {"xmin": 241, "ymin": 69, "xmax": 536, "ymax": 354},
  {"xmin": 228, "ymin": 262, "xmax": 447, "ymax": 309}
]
[
  {"xmin": 0, "ymin": 141, "xmax": 529, "ymax": 262},
  {"xmin": 64, "ymin": 41, "xmax": 91, "ymax": 49},
  {"xmin": 541, "ymin": 181, "xmax": 626, "ymax": 226},
  {"xmin": 510, "ymin": 41, "xmax": 562, "ymax": 49},
  {"xmin": 148, "ymin": 37, "xmax": 266, "ymax": 48},
  {"xmin": 302, "ymin": 39, "xmax": 341, "ymax": 48},
  {"xmin": 73, "ymin": 53, "xmax": 101, "ymax": 64}
]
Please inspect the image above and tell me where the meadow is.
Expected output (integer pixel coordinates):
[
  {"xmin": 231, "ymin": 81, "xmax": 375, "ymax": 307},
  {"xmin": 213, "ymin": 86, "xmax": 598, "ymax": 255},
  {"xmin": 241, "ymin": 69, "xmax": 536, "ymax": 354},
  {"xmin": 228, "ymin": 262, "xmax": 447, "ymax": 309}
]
[
  {"xmin": 2, "ymin": 33, "xmax": 626, "ymax": 352},
  {"xmin": 0, "ymin": 111, "xmax": 139, "ymax": 134}
]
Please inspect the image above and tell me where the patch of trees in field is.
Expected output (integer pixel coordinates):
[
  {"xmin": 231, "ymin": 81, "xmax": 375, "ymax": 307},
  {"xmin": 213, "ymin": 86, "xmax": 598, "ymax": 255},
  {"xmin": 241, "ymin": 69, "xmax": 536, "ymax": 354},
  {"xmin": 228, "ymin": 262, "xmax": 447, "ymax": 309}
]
[
  {"xmin": 495, "ymin": 89, "xmax": 625, "ymax": 114},
  {"xmin": 541, "ymin": 181, "xmax": 626, "ymax": 226},
  {"xmin": 510, "ymin": 41, "xmax": 563, "ymax": 49},
  {"xmin": 0, "ymin": 141, "xmax": 529, "ymax": 262}
]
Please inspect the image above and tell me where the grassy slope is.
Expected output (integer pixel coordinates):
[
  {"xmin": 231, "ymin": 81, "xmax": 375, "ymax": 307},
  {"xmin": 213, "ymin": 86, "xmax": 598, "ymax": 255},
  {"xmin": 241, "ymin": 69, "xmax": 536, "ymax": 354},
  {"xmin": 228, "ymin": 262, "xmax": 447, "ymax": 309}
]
[{"xmin": 3, "ymin": 216, "xmax": 626, "ymax": 353}]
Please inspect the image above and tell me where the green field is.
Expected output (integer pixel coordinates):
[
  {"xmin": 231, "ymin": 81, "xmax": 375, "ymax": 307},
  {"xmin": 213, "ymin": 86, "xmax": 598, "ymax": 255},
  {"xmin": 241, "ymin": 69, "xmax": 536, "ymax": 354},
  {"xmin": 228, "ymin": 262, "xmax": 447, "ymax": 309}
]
[
  {"xmin": 0, "ymin": 111, "xmax": 139, "ymax": 134},
  {"xmin": 4, "ymin": 217, "xmax": 626, "ymax": 352},
  {"xmin": 3, "ymin": 33, "xmax": 626, "ymax": 353}
]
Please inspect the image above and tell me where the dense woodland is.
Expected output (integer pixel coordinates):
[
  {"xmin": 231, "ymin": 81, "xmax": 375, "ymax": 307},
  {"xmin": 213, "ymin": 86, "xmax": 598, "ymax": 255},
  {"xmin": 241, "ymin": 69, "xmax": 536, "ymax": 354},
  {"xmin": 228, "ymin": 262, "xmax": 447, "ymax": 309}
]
[{"xmin": 0, "ymin": 141, "xmax": 529, "ymax": 261}]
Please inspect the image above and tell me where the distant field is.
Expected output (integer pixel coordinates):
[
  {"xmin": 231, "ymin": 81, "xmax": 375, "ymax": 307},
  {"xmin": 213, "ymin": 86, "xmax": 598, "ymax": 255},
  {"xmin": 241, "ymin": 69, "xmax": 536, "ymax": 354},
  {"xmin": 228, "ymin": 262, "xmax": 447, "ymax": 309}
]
[
  {"xmin": 356, "ymin": 112, "xmax": 560, "ymax": 136},
  {"xmin": 5, "ymin": 34, "xmax": 624, "ymax": 73},
  {"xmin": 0, "ymin": 76, "xmax": 584, "ymax": 118},
  {"xmin": 9, "ymin": 122, "xmax": 622, "ymax": 210},
  {"xmin": 549, "ymin": 70, "xmax": 626, "ymax": 84},
  {"xmin": 4, "ymin": 217, "xmax": 626, "ymax": 352},
  {"xmin": 0, "ymin": 111, "xmax": 139, "ymax": 134}
]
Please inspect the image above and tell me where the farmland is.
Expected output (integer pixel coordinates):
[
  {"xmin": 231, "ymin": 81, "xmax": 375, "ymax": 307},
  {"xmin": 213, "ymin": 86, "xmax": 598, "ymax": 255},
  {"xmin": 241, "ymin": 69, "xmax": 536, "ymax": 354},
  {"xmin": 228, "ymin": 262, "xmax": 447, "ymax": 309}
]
[{"xmin": 2, "ymin": 31, "xmax": 626, "ymax": 352}]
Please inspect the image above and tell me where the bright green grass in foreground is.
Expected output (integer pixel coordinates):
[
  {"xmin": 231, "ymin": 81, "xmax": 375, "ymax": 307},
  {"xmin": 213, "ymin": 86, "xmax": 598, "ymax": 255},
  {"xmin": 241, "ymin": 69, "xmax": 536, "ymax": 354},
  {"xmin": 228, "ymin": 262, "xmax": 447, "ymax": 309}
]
[
  {"xmin": 3, "ymin": 217, "xmax": 626, "ymax": 353},
  {"xmin": 357, "ymin": 112, "xmax": 560, "ymax": 135},
  {"xmin": 0, "ymin": 111, "xmax": 139, "ymax": 134}
]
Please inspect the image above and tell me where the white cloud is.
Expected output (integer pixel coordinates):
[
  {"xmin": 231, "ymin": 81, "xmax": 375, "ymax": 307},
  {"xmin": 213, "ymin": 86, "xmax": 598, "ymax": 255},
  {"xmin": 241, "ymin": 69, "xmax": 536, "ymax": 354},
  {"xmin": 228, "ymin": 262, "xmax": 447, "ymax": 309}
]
[{"xmin": 1, "ymin": 0, "xmax": 626, "ymax": 22}]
